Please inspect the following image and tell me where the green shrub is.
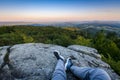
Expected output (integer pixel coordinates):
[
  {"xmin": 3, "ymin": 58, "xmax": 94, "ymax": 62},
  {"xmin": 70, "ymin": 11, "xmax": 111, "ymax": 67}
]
[
  {"xmin": 74, "ymin": 36, "xmax": 91, "ymax": 46},
  {"xmin": 102, "ymin": 54, "xmax": 120, "ymax": 75}
]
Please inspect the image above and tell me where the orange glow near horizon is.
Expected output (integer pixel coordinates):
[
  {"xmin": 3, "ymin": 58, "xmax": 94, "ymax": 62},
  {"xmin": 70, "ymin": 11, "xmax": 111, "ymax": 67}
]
[{"xmin": 0, "ymin": 11, "xmax": 120, "ymax": 22}]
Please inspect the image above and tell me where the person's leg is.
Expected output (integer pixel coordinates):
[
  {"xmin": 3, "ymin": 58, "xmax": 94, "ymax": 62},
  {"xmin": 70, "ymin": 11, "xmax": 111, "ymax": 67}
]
[
  {"xmin": 70, "ymin": 66, "xmax": 92, "ymax": 80},
  {"xmin": 52, "ymin": 50, "xmax": 67, "ymax": 80},
  {"xmin": 70, "ymin": 66, "xmax": 111, "ymax": 80},
  {"xmin": 89, "ymin": 68, "xmax": 111, "ymax": 80},
  {"xmin": 65, "ymin": 58, "xmax": 111, "ymax": 80},
  {"xmin": 52, "ymin": 59, "xmax": 67, "ymax": 80}
]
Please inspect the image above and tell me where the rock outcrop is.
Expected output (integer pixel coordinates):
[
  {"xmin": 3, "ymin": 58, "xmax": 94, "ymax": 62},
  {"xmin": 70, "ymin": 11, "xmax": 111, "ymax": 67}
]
[{"xmin": 0, "ymin": 43, "xmax": 120, "ymax": 80}]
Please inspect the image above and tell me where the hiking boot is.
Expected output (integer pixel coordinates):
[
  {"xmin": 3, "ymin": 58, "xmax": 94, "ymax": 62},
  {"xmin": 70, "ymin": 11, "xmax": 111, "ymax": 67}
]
[
  {"xmin": 53, "ymin": 50, "xmax": 65, "ymax": 61},
  {"xmin": 65, "ymin": 58, "xmax": 73, "ymax": 71}
]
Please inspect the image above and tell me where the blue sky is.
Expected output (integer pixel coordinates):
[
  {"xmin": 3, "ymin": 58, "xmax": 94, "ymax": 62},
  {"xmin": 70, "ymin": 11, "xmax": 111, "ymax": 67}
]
[{"xmin": 0, "ymin": 0, "xmax": 120, "ymax": 22}]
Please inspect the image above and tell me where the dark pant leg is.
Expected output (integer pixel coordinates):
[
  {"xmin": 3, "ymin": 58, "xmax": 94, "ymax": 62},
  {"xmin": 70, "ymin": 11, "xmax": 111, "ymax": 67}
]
[
  {"xmin": 52, "ymin": 60, "xmax": 67, "ymax": 80},
  {"xmin": 70, "ymin": 66, "xmax": 111, "ymax": 80}
]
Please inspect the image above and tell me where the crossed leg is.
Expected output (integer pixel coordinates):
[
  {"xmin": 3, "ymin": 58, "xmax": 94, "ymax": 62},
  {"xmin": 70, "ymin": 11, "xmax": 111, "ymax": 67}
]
[{"xmin": 52, "ymin": 59, "xmax": 67, "ymax": 80}]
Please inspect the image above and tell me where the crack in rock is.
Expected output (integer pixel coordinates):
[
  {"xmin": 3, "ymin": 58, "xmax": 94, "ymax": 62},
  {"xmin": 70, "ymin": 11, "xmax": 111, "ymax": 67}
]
[{"xmin": 0, "ymin": 46, "xmax": 11, "ymax": 70}]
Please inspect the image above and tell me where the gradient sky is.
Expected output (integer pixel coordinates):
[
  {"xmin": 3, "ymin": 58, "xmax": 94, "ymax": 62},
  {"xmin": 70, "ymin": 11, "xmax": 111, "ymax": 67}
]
[{"xmin": 0, "ymin": 0, "xmax": 120, "ymax": 22}]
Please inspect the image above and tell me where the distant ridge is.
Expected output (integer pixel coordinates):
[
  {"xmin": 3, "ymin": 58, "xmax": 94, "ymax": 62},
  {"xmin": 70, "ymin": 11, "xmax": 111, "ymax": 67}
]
[
  {"xmin": 0, "ymin": 21, "xmax": 120, "ymax": 27},
  {"xmin": 0, "ymin": 22, "xmax": 34, "ymax": 26}
]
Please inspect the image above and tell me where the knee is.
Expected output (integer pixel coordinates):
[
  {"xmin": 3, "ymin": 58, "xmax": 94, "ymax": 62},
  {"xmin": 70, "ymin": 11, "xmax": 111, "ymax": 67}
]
[
  {"xmin": 92, "ymin": 68, "xmax": 111, "ymax": 80},
  {"xmin": 96, "ymin": 68, "xmax": 107, "ymax": 74}
]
